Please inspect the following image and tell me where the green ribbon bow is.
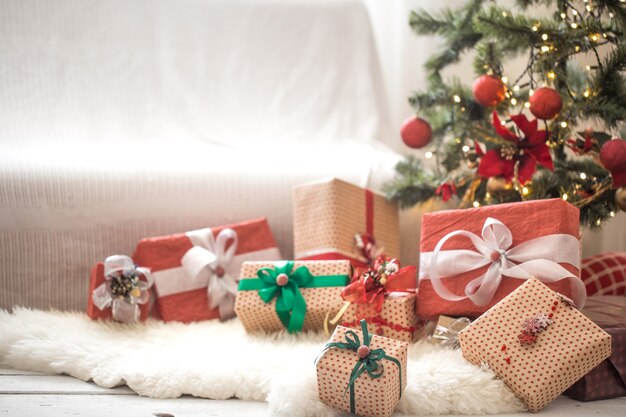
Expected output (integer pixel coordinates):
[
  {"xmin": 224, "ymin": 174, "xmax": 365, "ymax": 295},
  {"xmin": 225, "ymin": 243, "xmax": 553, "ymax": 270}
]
[
  {"xmin": 238, "ymin": 261, "xmax": 348, "ymax": 333},
  {"xmin": 321, "ymin": 320, "xmax": 403, "ymax": 414}
]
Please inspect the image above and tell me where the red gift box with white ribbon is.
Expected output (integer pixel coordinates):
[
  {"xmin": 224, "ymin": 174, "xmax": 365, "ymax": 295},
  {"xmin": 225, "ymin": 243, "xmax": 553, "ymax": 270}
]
[
  {"xmin": 417, "ymin": 198, "xmax": 585, "ymax": 319},
  {"xmin": 133, "ymin": 217, "xmax": 281, "ymax": 323}
]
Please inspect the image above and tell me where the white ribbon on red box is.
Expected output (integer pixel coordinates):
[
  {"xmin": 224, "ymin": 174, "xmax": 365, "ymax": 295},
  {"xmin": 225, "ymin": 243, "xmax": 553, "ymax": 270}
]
[
  {"xmin": 419, "ymin": 217, "xmax": 586, "ymax": 308},
  {"xmin": 152, "ymin": 227, "xmax": 281, "ymax": 319}
]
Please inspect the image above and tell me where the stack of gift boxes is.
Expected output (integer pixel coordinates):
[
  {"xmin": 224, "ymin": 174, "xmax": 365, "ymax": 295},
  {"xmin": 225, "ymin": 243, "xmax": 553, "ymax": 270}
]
[{"xmin": 86, "ymin": 177, "xmax": 624, "ymax": 417}]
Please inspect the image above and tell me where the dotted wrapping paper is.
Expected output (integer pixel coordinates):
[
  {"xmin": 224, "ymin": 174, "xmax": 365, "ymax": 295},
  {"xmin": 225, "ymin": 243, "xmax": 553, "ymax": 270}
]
[
  {"xmin": 316, "ymin": 325, "xmax": 408, "ymax": 417},
  {"xmin": 293, "ymin": 178, "xmax": 400, "ymax": 265},
  {"xmin": 235, "ymin": 260, "xmax": 350, "ymax": 333},
  {"xmin": 458, "ymin": 278, "xmax": 612, "ymax": 413},
  {"xmin": 340, "ymin": 294, "xmax": 422, "ymax": 343}
]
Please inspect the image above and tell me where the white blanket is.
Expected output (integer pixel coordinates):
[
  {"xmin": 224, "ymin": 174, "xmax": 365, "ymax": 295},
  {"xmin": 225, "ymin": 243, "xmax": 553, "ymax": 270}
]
[{"xmin": 0, "ymin": 308, "xmax": 524, "ymax": 416}]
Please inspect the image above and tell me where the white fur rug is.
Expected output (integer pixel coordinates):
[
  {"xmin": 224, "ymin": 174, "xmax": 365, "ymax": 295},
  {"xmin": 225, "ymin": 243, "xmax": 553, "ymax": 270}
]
[{"xmin": 0, "ymin": 308, "xmax": 524, "ymax": 416}]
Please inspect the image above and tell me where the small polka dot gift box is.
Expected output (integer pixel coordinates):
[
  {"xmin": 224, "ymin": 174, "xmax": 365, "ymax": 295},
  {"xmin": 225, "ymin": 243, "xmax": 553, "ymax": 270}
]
[
  {"xmin": 458, "ymin": 278, "xmax": 612, "ymax": 413},
  {"xmin": 417, "ymin": 198, "xmax": 585, "ymax": 320},
  {"xmin": 235, "ymin": 260, "xmax": 351, "ymax": 333},
  {"xmin": 334, "ymin": 256, "xmax": 422, "ymax": 342},
  {"xmin": 293, "ymin": 178, "xmax": 400, "ymax": 268},
  {"xmin": 133, "ymin": 218, "xmax": 281, "ymax": 323},
  {"xmin": 315, "ymin": 320, "xmax": 408, "ymax": 417}
]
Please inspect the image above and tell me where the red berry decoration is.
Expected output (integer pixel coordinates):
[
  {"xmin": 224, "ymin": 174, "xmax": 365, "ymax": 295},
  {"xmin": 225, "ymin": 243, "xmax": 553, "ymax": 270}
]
[
  {"xmin": 400, "ymin": 116, "xmax": 432, "ymax": 149},
  {"xmin": 472, "ymin": 75, "xmax": 506, "ymax": 107},
  {"xmin": 600, "ymin": 139, "xmax": 626, "ymax": 188},
  {"xmin": 529, "ymin": 87, "xmax": 562, "ymax": 119}
]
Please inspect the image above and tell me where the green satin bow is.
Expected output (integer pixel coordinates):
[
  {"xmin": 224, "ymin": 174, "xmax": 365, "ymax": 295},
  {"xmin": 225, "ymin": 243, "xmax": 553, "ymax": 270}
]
[
  {"xmin": 321, "ymin": 320, "xmax": 402, "ymax": 414},
  {"xmin": 238, "ymin": 261, "xmax": 348, "ymax": 333}
]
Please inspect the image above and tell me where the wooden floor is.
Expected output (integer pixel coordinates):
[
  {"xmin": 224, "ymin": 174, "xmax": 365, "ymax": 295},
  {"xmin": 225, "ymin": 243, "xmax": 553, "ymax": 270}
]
[{"xmin": 1, "ymin": 368, "xmax": 624, "ymax": 417}]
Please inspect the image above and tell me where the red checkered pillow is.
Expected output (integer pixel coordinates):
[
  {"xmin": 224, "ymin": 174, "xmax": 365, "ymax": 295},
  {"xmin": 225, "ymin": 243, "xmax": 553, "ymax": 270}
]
[{"xmin": 582, "ymin": 252, "xmax": 626, "ymax": 296}]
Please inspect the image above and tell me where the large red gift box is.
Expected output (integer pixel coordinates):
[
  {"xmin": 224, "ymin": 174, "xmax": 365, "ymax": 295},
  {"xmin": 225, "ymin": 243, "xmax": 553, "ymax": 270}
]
[
  {"xmin": 417, "ymin": 199, "xmax": 585, "ymax": 319},
  {"xmin": 133, "ymin": 217, "xmax": 281, "ymax": 323}
]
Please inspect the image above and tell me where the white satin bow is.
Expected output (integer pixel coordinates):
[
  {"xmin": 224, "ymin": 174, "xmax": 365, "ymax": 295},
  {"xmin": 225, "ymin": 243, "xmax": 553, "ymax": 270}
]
[
  {"xmin": 182, "ymin": 228, "xmax": 238, "ymax": 319},
  {"xmin": 424, "ymin": 217, "xmax": 586, "ymax": 308},
  {"xmin": 92, "ymin": 255, "xmax": 153, "ymax": 323}
]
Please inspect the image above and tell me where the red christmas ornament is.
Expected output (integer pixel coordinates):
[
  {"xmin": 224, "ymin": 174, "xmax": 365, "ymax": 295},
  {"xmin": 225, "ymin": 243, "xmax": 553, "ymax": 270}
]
[
  {"xmin": 600, "ymin": 139, "xmax": 626, "ymax": 188},
  {"xmin": 529, "ymin": 87, "xmax": 562, "ymax": 119},
  {"xmin": 472, "ymin": 75, "xmax": 506, "ymax": 107},
  {"xmin": 400, "ymin": 116, "xmax": 432, "ymax": 149}
]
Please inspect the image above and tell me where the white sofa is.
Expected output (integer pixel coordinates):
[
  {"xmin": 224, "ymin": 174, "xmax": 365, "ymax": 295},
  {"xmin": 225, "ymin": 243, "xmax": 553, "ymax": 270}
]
[{"xmin": 0, "ymin": 0, "xmax": 413, "ymax": 311}]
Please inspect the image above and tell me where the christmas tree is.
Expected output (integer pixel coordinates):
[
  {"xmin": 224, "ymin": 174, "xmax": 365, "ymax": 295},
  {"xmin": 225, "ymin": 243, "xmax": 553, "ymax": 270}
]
[{"xmin": 384, "ymin": 0, "xmax": 626, "ymax": 229}]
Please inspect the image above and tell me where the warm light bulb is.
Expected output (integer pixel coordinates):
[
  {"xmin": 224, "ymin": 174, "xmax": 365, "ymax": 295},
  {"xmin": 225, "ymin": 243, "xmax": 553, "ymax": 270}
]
[
  {"xmin": 461, "ymin": 106, "xmax": 466, "ymax": 112},
  {"xmin": 455, "ymin": 137, "xmax": 461, "ymax": 144},
  {"xmin": 502, "ymin": 11, "xmax": 508, "ymax": 17},
  {"xmin": 462, "ymin": 145, "xmax": 470, "ymax": 152},
  {"xmin": 571, "ymin": 23, "xmax": 578, "ymax": 29},
  {"xmin": 596, "ymin": 219, "xmax": 601, "ymax": 226},
  {"xmin": 583, "ymin": 89, "xmax": 590, "ymax": 98},
  {"xmin": 473, "ymin": 201, "xmax": 480, "ymax": 208},
  {"xmin": 590, "ymin": 34, "xmax": 599, "ymax": 42},
  {"xmin": 522, "ymin": 187, "xmax": 529, "ymax": 196},
  {"xmin": 562, "ymin": 193, "xmax": 568, "ymax": 201},
  {"xmin": 532, "ymin": 25, "xmax": 538, "ymax": 32},
  {"xmin": 513, "ymin": 85, "xmax": 520, "ymax": 92},
  {"xmin": 500, "ymin": 120, "xmax": 506, "ymax": 126},
  {"xmin": 580, "ymin": 172, "xmax": 587, "ymax": 179},
  {"xmin": 560, "ymin": 121, "xmax": 568, "ymax": 128},
  {"xmin": 609, "ymin": 12, "xmax": 615, "ymax": 18},
  {"xmin": 501, "ymin": 76, "xmax": 508, "ymax": 83},
  {"xmin": 575, "ymin": 45, "xmax": 581, "ymax": 51},
  {"xmin": 560, "ymin": 13, "xmax": 566, "ymax": 19},
  {"xmin": 541, "ymin": 45, "xmax": 550, "ymax": 53},
  {"xmin": 547, "ymin": 71, "xmax": 556, "ymax": 80},
  {"xmin": 585, "ymin": 65, "xmax": 591, "ymax": 71},
  {"xmin": 453, "ymin": 95, "xmax": 461, "ymax": 103},
  {"xmin": 529, "ymin": 89, "xmax": 535, "ymax": 96},
  {"xmin": 541, "ymin": 33, "xmax": 548, "ymax": 41},
  {"xmin": 425, "ymin": 151, "xmax": 433, "ymax": 159},
  {"xmin": 610, "ymin": 211, "xmax": 615, "ymax": 217},
  {"xmin": 524, "ymin": 102, "xmax": 530, "ymax": 108},
  {"xmin": 586, "ymin": 5, "xmax": 592, "ymax": 12},
  {"xmin": 572, "ymin": 10, "xmax": 578, "ymax": 15}
]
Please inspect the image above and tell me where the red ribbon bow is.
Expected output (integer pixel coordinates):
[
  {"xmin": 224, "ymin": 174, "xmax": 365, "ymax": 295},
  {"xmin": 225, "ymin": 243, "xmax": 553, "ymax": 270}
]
[{"xmin": 341, "ymin": 256, "xmax": 416, "ymax": 313}]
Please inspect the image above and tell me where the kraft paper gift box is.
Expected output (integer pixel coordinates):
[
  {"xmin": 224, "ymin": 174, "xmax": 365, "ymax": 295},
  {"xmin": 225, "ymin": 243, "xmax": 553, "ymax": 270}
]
[
  {"xmin": 334, "ymin": 257, "xmax": 421, "ymax": 342},
  {"xmin": 293, "ymin": 178, "xmax": 400, "ymax": 268},
  {"xmin": 565, "ymin": 296, "xmax": 626, "ymax": 401},
  {"xmin": 458, "ymin": 278, "xmax": 612, "ymax": 413},
  {"xmin": 87, "ymin": 255, "xmax": 152, "ymax": 323},
  {"xmin": 132, "ymin": 217, "xmax": 281, "ymax": 323},
  {"xmin": 235, "ymin": 260, "xmax": 351, "ymax": 333},
  {"xmin": 417, "ymin": 198, "xmax": 585, "ymax": 320},
  {"xmin": 316, "ymin": 320, "xmax": 408, "ymax": 417}
]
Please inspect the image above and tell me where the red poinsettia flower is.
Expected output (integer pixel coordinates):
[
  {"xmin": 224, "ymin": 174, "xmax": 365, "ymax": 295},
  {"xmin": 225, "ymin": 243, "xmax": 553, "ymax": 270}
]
[
  {"xmin": 477, "ymin": 112, "xmax": 554, "ymax": 184},
  {"xmin": 436, "ymin": 181, "xmax": 457, "ymax": 202}
]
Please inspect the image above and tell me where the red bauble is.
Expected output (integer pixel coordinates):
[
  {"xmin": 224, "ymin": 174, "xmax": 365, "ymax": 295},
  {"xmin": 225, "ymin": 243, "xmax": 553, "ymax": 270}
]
[
  {"xmin": 472, "ymin": 75, "xmax": 506, "ymax": 107},
  {"xmin": 528, "ymin": 87, "xmax": 562, "ymax": 119},
  {"xmin": 400, "ymin": 116, "xmax": 432, "ymax": 149},
  {"xmin": 600, "ymin": 138, "xmax": 626, "ymax": 187}
]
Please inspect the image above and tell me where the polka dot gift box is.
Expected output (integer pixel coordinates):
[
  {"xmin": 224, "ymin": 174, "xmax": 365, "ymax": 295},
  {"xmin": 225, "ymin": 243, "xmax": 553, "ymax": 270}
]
[
  {"xmin": 316, "ymin": 320, "xmax": 408, "ymax": 417},
  {"xmin": 293, "ymin": 178, "xmax": 400, "ymax": 268},
  {"xmin": 335, "ymin": 257, "xmax": 422, "ymax": 342},
  {"xmin": 417, "ymin": 198, "xmax": 585, "ymax": 320},
  {"xmin": 235, "ymin": 260, "xmax": 351, "ymax": 333},
  {"xmin": 458, "ymin": 278, "xmax": 612, "ymax": 413}
]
